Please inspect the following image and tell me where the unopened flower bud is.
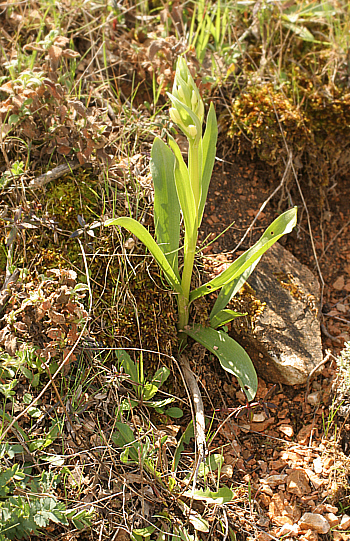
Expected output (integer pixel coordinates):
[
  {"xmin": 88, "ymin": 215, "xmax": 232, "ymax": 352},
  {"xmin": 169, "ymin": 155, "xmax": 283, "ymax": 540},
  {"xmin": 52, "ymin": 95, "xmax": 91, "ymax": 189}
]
[
  {"xmin": 169, "ymin": 107, "xmax": 182, "ymax": 126},
  {"xmin": 187, "ymin": 125, "xmax": 197, "ymax": 137}
]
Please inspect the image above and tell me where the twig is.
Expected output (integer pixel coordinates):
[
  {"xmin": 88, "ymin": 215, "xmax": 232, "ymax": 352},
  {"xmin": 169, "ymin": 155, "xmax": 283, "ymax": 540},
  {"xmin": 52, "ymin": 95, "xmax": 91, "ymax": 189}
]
[
  {"xmin": 178, "ymin": 354, "xmax": 207, "ymax": 479},
  {"xmin": 28, "ymin": 160, "xmax": 87, "ymax": 189},
  {"xmin": 304, "ymin": 350, "xmax": 333, "ymax": 403}
]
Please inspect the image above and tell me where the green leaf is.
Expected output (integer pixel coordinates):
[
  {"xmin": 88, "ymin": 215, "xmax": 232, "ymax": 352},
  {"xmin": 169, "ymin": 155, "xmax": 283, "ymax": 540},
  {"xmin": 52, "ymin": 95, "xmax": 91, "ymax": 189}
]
[
  {"xmin": 131, "ymin": 525, "xmax": 156, "ymax": 541},
  {"xmin": 105, "ymin": 216, "xmax": 183, "ymax": 294},
  {"xmin": 151, "ymin": 137, "xmax": 180, "ymax": 277},
  {"xmin": 178, "ymin": 500, "xmax": 209, "ymax": 532},
  {"xmin": 198, "ymin": 103, "xmax": 218, "ymax": 227},
  {"xmin": 172, "ymin": 421, "xmax": 194, "ymax": 474},
  {"xmin": 183, "ymin": 486, "xmax": 233, "ymax": 504},
  {"xmin": 210, "ymin": 259, "xmax": 260, "ymax": 325},
  {"xmin": 168, "ymin": 136, "xmax": 197, "ymax": 239},
  {"xmin": 210, "ymin": 309, "xmax": 246, "ymax": 329},
  {"xmin": 165, "ymin": 407, "xmax": 183, "ymax": 418},
  {"xmin": 190, "ymin": 207, "xmax": 297, "ymax": 303},
  {"xmin": 143, "ymin": 366, "xmax": 170, "ymax": 400},
  {"xmin": 282, "ymin": 21, "xmax": 318, "ymax": 42},
  {"xmin": 184, "ymin": 325, "xmax": 257, "ymax": 401},
  {"xmin": 116, "ymin": 349, "xmax": 139, "ymax": 385}
]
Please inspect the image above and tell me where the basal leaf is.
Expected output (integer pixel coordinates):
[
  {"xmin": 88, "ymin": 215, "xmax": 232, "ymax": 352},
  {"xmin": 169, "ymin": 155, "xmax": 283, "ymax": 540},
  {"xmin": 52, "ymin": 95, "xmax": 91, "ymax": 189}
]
[
  {"xmin": 151, "ymin": 138, "xmax": 180, "ymax": 277},
  {"xmin": 183, "ymin": 486, "xmax": 233, "ymax": 504},
  {"xmin": 184, "ymin": 325, "xmax": 257, "ymax": 401},
  {"xmin": 190, "ymin": 207, "xmax": 297, "ymax": 303},
  {"xmin": 210, "ymin": 309, "xmax": 246, "ymax": 329},
  {"xmin": 116, "ymin": 349, "xmax": 139, "ymax": 385},
  {"xmin": 105, "ymin": 216, "xmax": 183, "ymax": 295},
  {"xmin": 210, "ymin": 259, "xmax": 260, "ymax": 323}
]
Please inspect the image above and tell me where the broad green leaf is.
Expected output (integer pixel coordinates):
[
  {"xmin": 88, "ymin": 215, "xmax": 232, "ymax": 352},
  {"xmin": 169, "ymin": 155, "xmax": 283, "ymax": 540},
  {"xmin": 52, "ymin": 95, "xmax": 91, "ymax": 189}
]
[
  {"xmin": 165, "ymin": 407, "xmax": 183, "ymax": 418},
  {"xmin": 151, "ymin": 138, "xmax": 180, "ymax": 277},
  {"xmin": 116, "ymin": 349, "xmax": 139, "ymax": 385},
  {"xmin": 178, "ymin": 500, "xmax": 209, "ymax": 532},
  {"xmin": 105, "ymin": 216, "xmax": 183, "ymax": 294},
  {"xmin": 198, "ymin": 103, "xmax": 218, "ymax": 226},
  {"xmin": 190, "ymin": 207, "xmax": 297, "ymax": 303},
  {"xmin": 131, "ymin": 526, "xmax": 156, "ymax": 540},
  {"xmin": 184, "ymin": 325, "xmax": 257, "ymax": 401},
  {"xmin": 210, "ymin": 309, "xmax": 246, "ymax": 329},
  {"xmin": 183, "ymin": 486, "xmax": 233, "ymax": 504},
  {"xmin": 198, "ymin": 454, "xmax": 224, "ymax": 477},
  {"xmin": 146, "ymin": 397, "xmax": 174, "ymax": 408},
  {"xmin": 210, "ymin": 259, "xmax": 261, "ymax": 323},
  {"xmin": 143, "ymin": 365, "xmax": 170, "ymax": 400},
  {"xmin": 168, "ymin": 136, "xmax": 197, "ymax": 239}
]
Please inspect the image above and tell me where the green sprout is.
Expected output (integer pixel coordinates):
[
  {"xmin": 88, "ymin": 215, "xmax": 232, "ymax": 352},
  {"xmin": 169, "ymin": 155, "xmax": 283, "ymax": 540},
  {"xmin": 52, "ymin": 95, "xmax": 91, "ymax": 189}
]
[{"xmin": 106, "ymin": 57, "xmax": 297, "ymax": 401}]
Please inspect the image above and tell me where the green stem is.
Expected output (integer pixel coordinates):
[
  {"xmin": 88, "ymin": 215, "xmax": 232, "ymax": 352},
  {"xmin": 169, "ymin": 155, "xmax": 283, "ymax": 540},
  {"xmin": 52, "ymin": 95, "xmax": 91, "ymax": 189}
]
[{"xmin": 178, "ymin": 138, "xmax": 201, "ymax": 337}]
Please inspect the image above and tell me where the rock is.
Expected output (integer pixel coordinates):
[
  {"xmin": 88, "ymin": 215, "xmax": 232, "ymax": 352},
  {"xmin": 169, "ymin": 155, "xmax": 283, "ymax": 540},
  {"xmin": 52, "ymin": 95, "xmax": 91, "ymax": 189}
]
[
  {"xmin": 340, "ymin": 514, "xmax": 350, "ymax": 530},
  {"xmin": 313, "ymin": 457, "xmax": 323, "ymax": 474},
  {"xmin": 230, "ymin": 243, "xmax": 322, "ymax": 385},
  {"xmin": 324, "ymin": 512, "xmax": 339, "ymax": 527},
  {"xmin": 277, "ymin": 523, "xmax": 299, "ymax": 537},
  {"xmin": 300, "ymin": 529, "xmax": 319, "ymax": 541},
  {"xmin": 307, "ymin": 392, "xmax": 321, "ymax": 406},
  {"xmin": 286, "ymin": 469, "xmax": 311, "ymax": 496},
  {"xmin": 299, "ymin": 513, "xmax": 330, "ymax": 534}
]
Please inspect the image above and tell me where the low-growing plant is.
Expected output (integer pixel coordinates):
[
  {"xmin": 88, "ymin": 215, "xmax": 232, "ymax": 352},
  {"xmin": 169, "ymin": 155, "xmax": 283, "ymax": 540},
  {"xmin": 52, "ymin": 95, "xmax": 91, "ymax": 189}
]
[
  {"xmin": 0, "ymin": 464, "xmax": 92, "ymax": 540},
  {"xmin": 116, "ymin": 349, "xmax": 183, "ymax": 418},
  {"xmin": 106, "ymin": 56, "xmax": 297, "ymax": 401}
]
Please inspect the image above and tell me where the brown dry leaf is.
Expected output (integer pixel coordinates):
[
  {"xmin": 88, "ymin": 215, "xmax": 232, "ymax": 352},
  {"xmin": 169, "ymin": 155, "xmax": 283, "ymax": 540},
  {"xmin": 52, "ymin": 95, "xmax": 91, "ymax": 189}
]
[
  {"xmin": 0, "ymin": 81, "xmax": 13, "ymax": 94},
  {"xmin": 21, "ymin": 119, "xmax": 38, "ymax": 139},
  {"xmin": 57, "ymin": 145, "xmax": 71, "ymax": 155},
  {"xmin": 54, "ymin": 36, "xmax": 70, "ymax": 47},
  {"xmin": 4, "ymin": 333, "xmax": 17, "ymax": 356},
  {"xmin": 48, "ymin": 309, "xmax": 66, "ymax": 324},
  {"xmin": 62, "ymin": 49, "xmax": 80, "ymax": 58},
  {"xmin": 47, "ymin": 45, "xmax": 63, "ymax": 70},
  {"xmin": 47, "ymin": 328, "xmax": 62, "ymax": 340}
]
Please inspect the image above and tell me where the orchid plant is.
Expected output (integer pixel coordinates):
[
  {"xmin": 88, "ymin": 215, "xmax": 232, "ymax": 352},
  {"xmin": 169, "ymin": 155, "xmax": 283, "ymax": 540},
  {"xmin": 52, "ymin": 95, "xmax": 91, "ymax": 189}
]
[{"xmin": 106, "ymin": 57, "xmax": 297, "ymax": 401}]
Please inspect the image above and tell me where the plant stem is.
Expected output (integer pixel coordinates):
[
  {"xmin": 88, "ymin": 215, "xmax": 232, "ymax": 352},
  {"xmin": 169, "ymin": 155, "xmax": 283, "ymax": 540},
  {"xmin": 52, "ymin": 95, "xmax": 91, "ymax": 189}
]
[{"xmin": 178, "ymin": 139, "xmax": 201, "ymax": 335}]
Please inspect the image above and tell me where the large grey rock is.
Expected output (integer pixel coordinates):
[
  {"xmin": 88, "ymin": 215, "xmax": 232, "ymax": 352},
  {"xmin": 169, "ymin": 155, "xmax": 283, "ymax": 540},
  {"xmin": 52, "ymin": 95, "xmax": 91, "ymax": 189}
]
[{"xmin": 231, "ymin": 242, "xmax": 322, "ymax": 385}]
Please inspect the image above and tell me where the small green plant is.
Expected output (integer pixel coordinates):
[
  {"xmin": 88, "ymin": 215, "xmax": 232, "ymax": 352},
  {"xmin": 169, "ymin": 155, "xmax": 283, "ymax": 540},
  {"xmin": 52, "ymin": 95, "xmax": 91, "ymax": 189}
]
[
  {"xmin": 0, "ymin": 464, "xmax": 92, "ymax": 540},
  {"xmin": 332, "ymin": 341, "xmax": 350, "ymax": 418},
  {"xmin": 116, "ymin": 349, "xmax": 183, "ymax": 418},
  {"xmin": 106, "ymin": 57, "xmax": 297, "ymax": 401}
]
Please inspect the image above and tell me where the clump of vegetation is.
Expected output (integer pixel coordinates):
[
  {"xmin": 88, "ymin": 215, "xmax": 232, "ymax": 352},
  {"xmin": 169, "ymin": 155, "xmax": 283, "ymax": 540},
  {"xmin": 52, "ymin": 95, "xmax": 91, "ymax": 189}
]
[{"xmin": 333, "ymin": 341, "xmax": 350, "ymax": 417}]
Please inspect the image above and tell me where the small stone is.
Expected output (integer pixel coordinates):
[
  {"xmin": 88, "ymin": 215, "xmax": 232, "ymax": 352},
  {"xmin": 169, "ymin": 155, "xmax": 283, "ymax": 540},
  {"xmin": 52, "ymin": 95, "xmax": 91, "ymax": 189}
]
[
  {"xmin": 307, "ymin": 392, "xmax": 320, "ymax": 406},
  {"xmin": 278, "ymin": 424, "xmax": 294, "ymax": 437},
  {"xmin": 277, "ymin": 523, "xmax": 299, "ymax": 537},
  {"xmin": 313, "ymin": 457, "xmax": 323, "ymax": 474},
  {"xmin": 340, "ymin": 514, "xmax": 350, "ymax": 530},
  {"xmin": 297, "ymin": 424, "xmax": 313, "ymax": 444},
  {"xmin": 324, "ymin": 512, "xmax": 339, "ymax": 528},
  {"xmin": 304, "ymin": 468, "xmax": 324, "ymax": 489},
  {"xmin": 299, "ymin": 513, "xmax": 330, "ymax": 534},
  {"xmin": 221, "ymin": 465, "xmax": 234, "ymax": 478},
  {"xmin": 262, "ymin": 474, "xmax": 287, "ymax": 487},
  {"xmin": 286, "ymin": 469, "xmax": 311, "ymax": 496},
  {"xmin": 301, "ymin": 529, "xmax": 319, "ymax": 541},
  {"xmin": 253, "ymin": 412, "xmax": 266, "ymax": 422}
]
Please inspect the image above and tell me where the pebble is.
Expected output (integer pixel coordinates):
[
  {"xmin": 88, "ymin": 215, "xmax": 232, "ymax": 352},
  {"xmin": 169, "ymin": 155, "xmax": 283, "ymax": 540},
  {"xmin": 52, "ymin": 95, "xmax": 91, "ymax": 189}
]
[
  {"xmin": 340, "ymin": 514, "xmax": 350, "ymax": 530},
  {"xmin": 298, "ymin": 513, "xmax": 330, "ymax": 534}
]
